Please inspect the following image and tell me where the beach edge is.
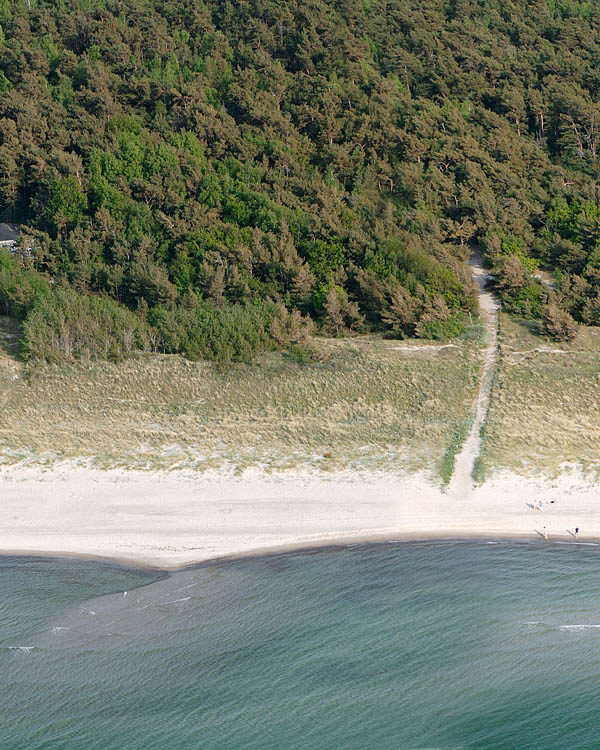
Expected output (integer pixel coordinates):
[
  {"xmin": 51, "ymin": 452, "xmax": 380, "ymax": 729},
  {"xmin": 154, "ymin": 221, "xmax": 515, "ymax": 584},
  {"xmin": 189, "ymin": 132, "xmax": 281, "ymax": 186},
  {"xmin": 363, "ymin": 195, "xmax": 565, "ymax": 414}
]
[{"xmin": 1, "ymin": 462, "xmax": 597, "ymax": 569}]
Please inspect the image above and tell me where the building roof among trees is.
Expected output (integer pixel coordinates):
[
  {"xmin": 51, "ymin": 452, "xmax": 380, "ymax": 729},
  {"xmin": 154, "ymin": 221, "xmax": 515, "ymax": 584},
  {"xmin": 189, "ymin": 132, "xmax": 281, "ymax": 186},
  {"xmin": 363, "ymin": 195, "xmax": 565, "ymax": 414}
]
[{"xmin": 0, "ymin": 224, "xmax": 18, "ymax": 243}]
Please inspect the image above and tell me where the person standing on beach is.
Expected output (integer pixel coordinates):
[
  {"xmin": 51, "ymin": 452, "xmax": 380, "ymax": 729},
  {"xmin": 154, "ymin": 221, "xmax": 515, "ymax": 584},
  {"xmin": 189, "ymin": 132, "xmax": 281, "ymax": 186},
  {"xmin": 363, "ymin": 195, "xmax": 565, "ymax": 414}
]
[
  {"xmin": 543, "ymin": 526, "xmax": 548, "ymax": 540},
  {"xmin": 575, "ymin": 527, "xmax": 579, "ymax": 540}
]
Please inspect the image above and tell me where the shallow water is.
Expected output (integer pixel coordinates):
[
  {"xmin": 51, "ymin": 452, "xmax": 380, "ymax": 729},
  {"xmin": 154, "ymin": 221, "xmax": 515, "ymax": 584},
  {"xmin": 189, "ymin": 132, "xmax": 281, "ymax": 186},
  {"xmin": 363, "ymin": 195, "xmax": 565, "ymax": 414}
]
[{"xmin": 3, "ymin": 541, "xmax": 600, "ymax": 749}]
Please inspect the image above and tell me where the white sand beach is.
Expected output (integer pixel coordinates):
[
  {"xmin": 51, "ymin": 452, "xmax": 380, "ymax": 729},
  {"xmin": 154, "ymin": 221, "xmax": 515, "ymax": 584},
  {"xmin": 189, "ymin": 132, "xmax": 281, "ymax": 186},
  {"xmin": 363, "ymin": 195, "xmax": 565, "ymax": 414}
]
[
  {"xmin": 1, "ymin": 253, "xmax": 595, "ymax": 570},
  {"xmin": 0, "ymin": 461, "xmax": 597, "ymax": 569}
]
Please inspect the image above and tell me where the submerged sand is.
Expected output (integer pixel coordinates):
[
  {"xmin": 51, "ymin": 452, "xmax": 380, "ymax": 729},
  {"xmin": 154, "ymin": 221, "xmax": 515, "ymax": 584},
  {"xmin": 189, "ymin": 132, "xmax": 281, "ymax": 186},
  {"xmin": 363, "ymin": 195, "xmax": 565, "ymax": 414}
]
[{"xmin": 0, "ymin": 462, "xmax": 597, "ymax": 569}]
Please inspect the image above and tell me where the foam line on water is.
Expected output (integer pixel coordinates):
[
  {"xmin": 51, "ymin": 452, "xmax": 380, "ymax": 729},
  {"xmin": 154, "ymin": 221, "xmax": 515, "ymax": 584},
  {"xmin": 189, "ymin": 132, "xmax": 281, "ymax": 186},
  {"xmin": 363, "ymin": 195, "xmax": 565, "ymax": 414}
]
[{"xmin": 558, "ymin": 624, "xmax": 600, "ymax": 631}]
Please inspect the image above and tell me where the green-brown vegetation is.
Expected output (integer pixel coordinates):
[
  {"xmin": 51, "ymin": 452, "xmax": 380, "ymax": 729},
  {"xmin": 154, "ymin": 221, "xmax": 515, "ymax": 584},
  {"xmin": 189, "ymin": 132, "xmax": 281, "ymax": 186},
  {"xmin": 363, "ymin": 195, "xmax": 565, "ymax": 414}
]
[
  {"xmin": 475, "ymin": 313, "xmax": 600, "ymax": 480},
  {"xmin": 5, "ymin": 0, "xmax": 600, "ymax": 365},
  {"xmin": 0, "ymin": 316, "xmax": 481, "ymax": 479},
  {"xmin": 5, "ymin": 0, "xmax": 600, "ymax": 481}
]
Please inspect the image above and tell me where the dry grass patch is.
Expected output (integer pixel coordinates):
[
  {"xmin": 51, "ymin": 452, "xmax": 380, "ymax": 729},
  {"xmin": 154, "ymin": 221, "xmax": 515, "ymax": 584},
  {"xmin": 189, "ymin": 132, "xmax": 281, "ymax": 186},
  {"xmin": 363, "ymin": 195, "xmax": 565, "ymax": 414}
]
[
  {"xmin": 0, "ymin": 317, "xmax": 482, "ymax": 479},
  {"xmin": 476, "ymin": 313, "xmax": 600, "ymax": 480}
]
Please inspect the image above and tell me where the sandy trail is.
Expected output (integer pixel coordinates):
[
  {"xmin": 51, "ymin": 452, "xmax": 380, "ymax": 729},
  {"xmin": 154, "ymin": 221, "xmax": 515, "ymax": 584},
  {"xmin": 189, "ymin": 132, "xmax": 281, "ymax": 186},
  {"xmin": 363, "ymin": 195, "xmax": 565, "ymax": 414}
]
[
  {"xmin": 1, "ymin": 253, "xmax": 598, "ymax": 569},
  {"xmin": 449, "ymin": 250, "xmax": 499, "ymax": 498}
]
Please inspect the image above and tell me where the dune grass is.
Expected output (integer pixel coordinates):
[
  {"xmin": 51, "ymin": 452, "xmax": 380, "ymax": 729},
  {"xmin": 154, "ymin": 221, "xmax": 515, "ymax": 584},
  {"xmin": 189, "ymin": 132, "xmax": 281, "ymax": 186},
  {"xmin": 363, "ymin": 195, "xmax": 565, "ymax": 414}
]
[
  {"xmin": 475, "ymin": 313, "xmax": 600, "ymax": 481},
  {"xmin": 0, "ymin": 317, "xmax": 482, "ymax": 480}
]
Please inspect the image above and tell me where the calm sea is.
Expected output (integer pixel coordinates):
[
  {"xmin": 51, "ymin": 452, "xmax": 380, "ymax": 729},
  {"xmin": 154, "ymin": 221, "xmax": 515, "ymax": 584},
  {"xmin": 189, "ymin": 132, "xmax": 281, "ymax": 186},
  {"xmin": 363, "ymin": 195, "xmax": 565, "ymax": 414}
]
[{"xmin": 3, "ymin": 541, "xmax": 600, "ymax": 749}]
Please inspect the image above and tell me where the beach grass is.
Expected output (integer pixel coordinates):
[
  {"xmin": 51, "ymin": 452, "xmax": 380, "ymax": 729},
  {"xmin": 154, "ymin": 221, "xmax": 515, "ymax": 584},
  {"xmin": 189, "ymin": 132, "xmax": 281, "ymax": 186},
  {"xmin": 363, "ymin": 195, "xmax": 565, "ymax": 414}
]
[
  {"xmin": 439, "ymin": 415, "xmax": 474, "ymax": 486},
  {"xmin": 475, "ymin": 313, "xmax": 600, "ymax": 481},
  {"xmin": 0, "ymin": 317, "xmax": 482, "ymax": 480}
]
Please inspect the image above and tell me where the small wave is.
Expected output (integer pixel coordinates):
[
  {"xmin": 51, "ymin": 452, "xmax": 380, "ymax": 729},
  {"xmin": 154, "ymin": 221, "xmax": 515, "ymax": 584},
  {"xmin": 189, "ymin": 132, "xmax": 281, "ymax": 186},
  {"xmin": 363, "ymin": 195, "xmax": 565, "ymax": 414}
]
[
  {"xmin": 7, "ymin": 646, "xmax": 35, "ymax": 653},
  {"xmin": 523, "ymin": 621, "xmax": 543, "ymax": 626},
  {"xmin": 162, "ymin": 596, "xmax": 191, "ymax": 605},
  {"xmin": 81, "ymin": 608, "xmax": 96, "ymax": 616},
  {"xmin": 52, "ymin": 626, "xmax": 69, "ymax": 633},
  {"xmin": 559, "ymin": 624, "xmax": 600, "ymax": 631}
]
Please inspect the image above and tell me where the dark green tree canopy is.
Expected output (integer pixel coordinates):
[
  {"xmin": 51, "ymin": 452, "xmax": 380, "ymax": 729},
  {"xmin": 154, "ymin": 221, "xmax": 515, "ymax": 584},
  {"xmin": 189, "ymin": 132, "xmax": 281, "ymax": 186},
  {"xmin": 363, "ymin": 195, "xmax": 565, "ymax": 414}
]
[{"xmin": 2, "ymin": 0, "xmax": 600, "ymax": 359}]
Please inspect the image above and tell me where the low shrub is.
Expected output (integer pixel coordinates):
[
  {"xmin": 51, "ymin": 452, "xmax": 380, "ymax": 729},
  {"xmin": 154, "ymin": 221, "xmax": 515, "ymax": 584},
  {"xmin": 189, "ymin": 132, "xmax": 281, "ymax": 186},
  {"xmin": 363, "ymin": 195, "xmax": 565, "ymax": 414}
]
[
  {"xmin": 149, "ymin": 300, "xmax": 278, "ymax": 362},
  {"xmin": 21, "ymin": 287, "xmax": 151, "ymax": 361},
  {"xmin": 0, "ymin": 251, "xmax": 51, "ymax": 318},
  {"xmin": 540, "ymin": 303, "xmax": 579, "ymax": 342}
]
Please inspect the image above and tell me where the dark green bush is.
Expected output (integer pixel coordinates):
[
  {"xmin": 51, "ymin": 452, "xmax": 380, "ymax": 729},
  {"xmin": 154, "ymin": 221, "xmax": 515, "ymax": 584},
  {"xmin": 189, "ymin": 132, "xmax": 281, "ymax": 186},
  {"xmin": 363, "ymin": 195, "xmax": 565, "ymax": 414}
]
[
  {"xmin": 500, "ymin": 283, "xmax": 546, "ymax": 318},
  {"xmin": 0, "ymin": 252, "xmax": 51, "ymax": 319},
  {"xmin": 415, "ymin": 310, "xmax": 466, "ymax": 341},
  {"xmin": 21, "ymin": 287, "xmax": 151, "ymax": 362},
  {"xmin": 149, "ymin": 301, "xmax": 278, "ymax": 362}
]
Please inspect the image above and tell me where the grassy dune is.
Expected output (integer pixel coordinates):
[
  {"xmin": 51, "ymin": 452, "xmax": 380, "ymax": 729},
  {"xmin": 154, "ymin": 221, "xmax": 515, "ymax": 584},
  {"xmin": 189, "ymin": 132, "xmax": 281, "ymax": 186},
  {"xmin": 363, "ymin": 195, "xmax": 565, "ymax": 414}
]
[
  {"xmin": 476, "ymin": 314, "xmax": 600, "ymax": 481},
  {"xmin": 0, "ymin": 317, "xmax": 482, "ymax": 480}
]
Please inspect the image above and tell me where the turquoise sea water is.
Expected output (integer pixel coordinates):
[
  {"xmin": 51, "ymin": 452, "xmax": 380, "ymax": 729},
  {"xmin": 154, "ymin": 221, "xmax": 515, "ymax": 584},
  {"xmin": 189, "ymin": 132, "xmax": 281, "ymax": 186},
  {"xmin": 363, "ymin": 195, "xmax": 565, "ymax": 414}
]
[{"xmin": 3, "ymin": 541, "xmax": 600, "ymax": 749}]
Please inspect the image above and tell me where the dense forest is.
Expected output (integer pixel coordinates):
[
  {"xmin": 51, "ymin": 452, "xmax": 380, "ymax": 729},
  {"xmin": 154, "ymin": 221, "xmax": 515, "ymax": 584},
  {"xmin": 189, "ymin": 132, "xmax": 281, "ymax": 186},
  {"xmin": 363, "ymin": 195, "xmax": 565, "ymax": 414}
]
[{"xmin": 2, "ymin": 0, "xmax": 600, "ymax": 360}]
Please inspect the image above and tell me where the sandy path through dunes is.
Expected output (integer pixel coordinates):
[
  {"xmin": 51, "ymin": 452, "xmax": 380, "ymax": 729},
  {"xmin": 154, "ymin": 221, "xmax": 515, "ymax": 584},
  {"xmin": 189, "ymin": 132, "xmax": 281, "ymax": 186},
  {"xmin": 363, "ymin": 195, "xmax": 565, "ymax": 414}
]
[
  {"xmin": 1, "ymin": 253, "xmax": 599, "ymax": 569},
  {"xmin": 449, "ymin": 251, "xmax": 499, "ymax": 498}
]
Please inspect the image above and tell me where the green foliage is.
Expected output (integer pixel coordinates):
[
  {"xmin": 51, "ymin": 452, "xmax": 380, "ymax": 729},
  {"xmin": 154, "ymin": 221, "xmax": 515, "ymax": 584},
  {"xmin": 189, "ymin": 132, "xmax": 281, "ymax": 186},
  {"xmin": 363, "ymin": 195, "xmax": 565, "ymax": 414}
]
[
  {"xmin": 439, "ymin": 416, "xmax": 473, "ymax": 487},
  {"xmin": 4, "ymin": 0, "xmax": 600, "ymax": 355},
  {"xmin": 21, "ymin": 287, "xmax": 151, "ymax": 362},
  {"xmin": 540, "ymin": 302, "xmax": 579, "ymax": 341},
  {"xmin": 46, "ymin": 176, "xmax": 87, "ymax": 234},
  {"xmin": 535, "ymin": 196, "xmax": 600, "ymax": 321},
  {"xmin": 491, "ymin": 254, "xmax": 547, "ymax": 318},
  {"xmin": 480, "ymin": 228, "xmax": 539, "ymax": 272},
  {"xmin": 0, "ymin": 252, "xmax": 51, "ymax": 319},
  {"xmin": 149, "ymin": 301, "xmax": 277, "ymax": 363},
  {"xmin": 416, "ymin": 310, "xmax": 466, "ymax": 341},
  {"xmin": 546, "ymin": 0, "xmax": 593, "ymax": 19},
  {"xmin": 501, "ymin": 283, "xmax": 546, "ymax": 318},
  {"xmin": 306, "ymin": 238, "xmax": 345, "ymax": 279}
]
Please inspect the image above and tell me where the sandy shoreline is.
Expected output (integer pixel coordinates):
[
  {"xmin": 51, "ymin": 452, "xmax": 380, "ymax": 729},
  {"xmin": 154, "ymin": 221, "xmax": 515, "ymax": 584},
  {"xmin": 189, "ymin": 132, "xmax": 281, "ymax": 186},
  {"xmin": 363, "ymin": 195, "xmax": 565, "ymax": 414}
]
[
  {"xmin": 4, "ymin": 255, "xmax": 591, "ymax": 571},
  {"xmin": 1, "ymin": 462, "xmax": 598, "ymax": 570}
]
